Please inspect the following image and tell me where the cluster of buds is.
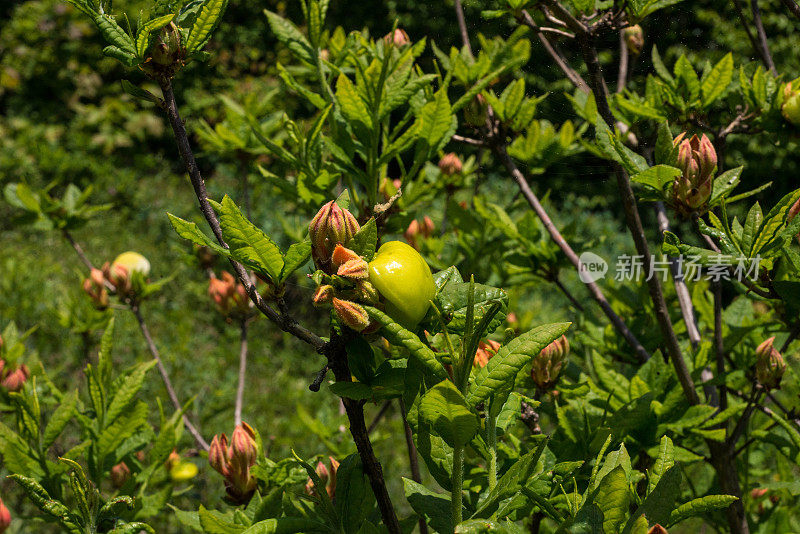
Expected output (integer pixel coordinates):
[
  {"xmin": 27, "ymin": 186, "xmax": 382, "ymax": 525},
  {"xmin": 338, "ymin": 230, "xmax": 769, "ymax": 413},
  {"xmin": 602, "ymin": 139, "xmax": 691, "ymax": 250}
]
[
  {"xmin": 208, "ymin": 272, "xmax": 251, "ymax": 318},
  {"xmin": 110, "ymin": 461, "xmax": 131, "ymax": 488},
  {"xmin": 671, "ymin": 133, "xmax": 717, "ymax": 213},
  {"xmin": 473, "ymin": 339, "xmax": 501, "ymax": 368},
  {"xmin": 647, "ymin": 526, "xmax": 668, "ymax": 534},
  {"xmin": 305, "ymin": 457, "xmax": 340, "ymax": 500},
  {"xmin": 312, "ymin": 244, "xmax": 377, "ymax": 332},
  {"xmin": 309, "ymin": 200, "xmax": 361, "ymax": 274},
  {"xmin": 623, "ymin": 25, "xmax": 644, "ymax": 55},
  {"xmin": 82, "ymin": 268, "xmax": 109, "ymax": 309},
  {"xmin": 384, "ymin": 28, "xmax": 410, "ymax": 47},
  {"xmin": 530, "ymin": 335, "xmax": 569, "ymax": 391},
  {"xmin": 0, "ymin": 497, "xmax": 10, "ymax": 533},
  {"xmin": 209, "ymin": 423, "xmax": 259, "ymax": 504},
  {"xmin": 143, "ymin": 23, "xmax": 186, "ymax": 78},
  {"xmin": 755, "ymin": 337, "xmax": 786, "ymax": 389},
  {"xmin": 404, "ymin": 216, "xmax": 435, "ymax": 250},
  {"xmin": 0, "ymin": 359, "xmax": 29, "ymax": 392},
  {"xmin": 782, "ymin": 81, "xmax": 800, "ymax": 126},
  {"xmin": 438, "ymin": 153, "xmax": 463, "ymax": 176}
]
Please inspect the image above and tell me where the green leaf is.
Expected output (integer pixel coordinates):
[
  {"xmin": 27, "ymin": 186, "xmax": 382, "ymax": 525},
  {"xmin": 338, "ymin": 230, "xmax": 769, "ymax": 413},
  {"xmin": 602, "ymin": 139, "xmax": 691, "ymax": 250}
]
[
  {"xmin": 98, "ymin": 317, "xmax": 115, "ymax": 388},
  {"xmin": 136, "ymin": 14, "xmax": 175, "ymax": 57},
  {"xmin": 280, "ymin": 241, "xmax": 311, "ymax": 283},
  {"xmin": 667, "ymin": 495, "xmax": 738, "ymax": 527},
  {"xmin": 403, "ymin": 478, "xmax": 453, "ymax": 534},
  {"xmin": 93, "ymin": 13, "xmax": 136, "ymax": 54},
  {"xmin": 630, "ymin": 165, "xmax": 681, "ymax": 193},
  {"xmin": 198, "ymin": 505, "xmax": 246, "ymax": 534},
  {"xmin": 121, "ymin": 80, "xmax": 161, "ymax": 103},
  {"xmin": 336, "ymin": 74, "xmax": 372, "ymax": 130},
  {"xmin": 264, "ymin": 10, "xmax": 315, "ymax": 65},
  {"xmin": 167, "ymin": 214, "xmax": 229, "ymax": 256},
  {"xmin": 709, "ymin": 166, "xmax": 744, "ymax": 205},
  {"xmin": 186, "ymin": 0, "xmax": 228, "ymax": 52},
  {"xmin": 43, "ymin": 390, "xmax": 78, "ymax": 449},
  {"xmin": 106, "ymin": 361, "xmax": 157, "ymax": 424},
  {"xmin": 215, "ymin": 196, "xmax": 284, "ymax": 281},
  {"xmin": 419, "ymin": 381, "xmax": 479, "ymax": 447},
  {"xmin": 8, "ymin": 475, "xmax": 77, "ymax": 527},
  {"xmin": 419, "ymin": 90, "xmax": 453, "ymax": 151},
  {"xmin": 648, "ymin": 435, "xmax": 674, "ymax": 494},
  {"xmin": 98, "ymin": 401, "xmax": 149, "ymax": 458},
  {"xmin": 365, "ymin": 306, "xmax": 448, "ymax": 382},
  {"xmin": 468, "ymin": 323, "xmax": 571, "ymax": 405},
  {"xmin": 595, "ymin": 465, "xmax": 629, "ymax": 533},
  {"xmin": 350, "ymin": 218, "xmax": 377, "ymax": 261},
  {"xmin": 701, "ymin": 53, "xmax": 733, "ymax": 108},
  {"xmin": 625, "ymin": 466, "xmax": 681, "ymax": 532},
  {"xmin": 335, "ymin": 454, "xmax": 372, "ymax": 529}
]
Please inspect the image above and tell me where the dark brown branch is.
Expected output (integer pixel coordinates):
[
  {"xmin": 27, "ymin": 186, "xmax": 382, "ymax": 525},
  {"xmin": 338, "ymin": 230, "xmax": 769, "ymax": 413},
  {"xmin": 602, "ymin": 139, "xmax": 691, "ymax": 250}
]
[
  {"xmin": 63, "ymin": 230, "xmax": 95, "ymax": 271},
  {"xmin": 327, "ymin": 333, "xmax": 401, "ymax": 533},
  {"xmin": 453, "ymin": 0, "xmax": 472, "ymax": 56},
  {"xmin": 157, "ymin": 77, "xmax": 326, "ymax": 352},
  {"xmin": 132, "ymin": 305, "xmax": 209, "ymax": 451},
  {"xmin": 493, "ymin": 144, "xmax": 651, "ymax": 363},
  {"xmin": 616, "ymin": 29, "xmax": 629, "ymax": 93},
  {"xmin": 367, "ymin": 400, "xmax": 393, "ymax": 435},
  {"xmin": 309, "ymin": 363, "xmax": 330, "ymax": 392},
  {"xmin": 714, "ymin": 282, "xmax": 728, "ymax": 410},
  {"xmin": 519, "ymin": 10, "xmax": 589, "ymax": 93},
  {"xmin": 750, "ymin": 0, "xmax": 777, "ymax": 75},
  {"xmin": 234, "ymin": 318, "xmax": 248, "ymax": 427},
  {"xmin": 780, "ymin": 323, "xmax": 800, "ymax": 353},
  {"xmin": 780, "ymin": 0, "xmax": 800, "ymax": 18}
]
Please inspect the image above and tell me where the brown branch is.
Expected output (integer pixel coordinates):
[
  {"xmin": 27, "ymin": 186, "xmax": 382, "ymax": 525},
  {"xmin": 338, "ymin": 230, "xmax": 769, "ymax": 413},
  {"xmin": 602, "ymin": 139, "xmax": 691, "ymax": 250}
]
[
  {"xmin": 616, "ymin": 29, "xmax": 629, "ymax": 93},
  {"xmin": 493, "ymin": 144, "xmax": 651, "ymax": 363},
  {"xmin": 367, "ymin": 400, "xmax": 393, "ymax": 435},
  {"xmin": 63, "ymin": 230, "xmax": 95, "ymax": 271},
  {"xmin": 780, "ymin": 323, "xmax": 800, "ymax": 353},
  {"xmin": 728, "ymin": 387, "xmax": 763, "ymax": 448},
  {"xmin": 234, "ymin": 318, "xmax": 248, "ymax": 427},
  {"xmin": 327, "ymin": 333, "xmax": 401, "ymax": 533},
  {"xmin": 132, "ymin": 305, "xmax": 209, "ymax": 451},
  {"xmin": 750, "ymin": 0, "xmax": 777, "ymax": 75},
  {"xmin": 453, "ymin": 0, "xmax": 472, "ymax": 56},
  {"xmin": 519, "ymin": 10, "xmax": 589, "ymax": 93},
  {"xmin": 452, "ymin": 134, "xmax": 486, "ymax": 146},
  {"xmin": 714, "ymin": 282, "xmax": 728, "ymax": 410},
  {"xmin": 157, "ymin": 77, "xmax": 326, "ymax": 353}
]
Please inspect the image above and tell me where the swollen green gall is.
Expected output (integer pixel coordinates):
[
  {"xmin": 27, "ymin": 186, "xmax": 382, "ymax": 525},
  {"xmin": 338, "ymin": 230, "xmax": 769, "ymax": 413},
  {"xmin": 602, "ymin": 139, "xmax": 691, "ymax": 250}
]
[
  {"xmin": 783, "ymin": 82, "xmax": 800, "ymax": 126},
  {"xmin": 672, "ymin": 133, "xmax": 716, "ymax": 212},
  {"xmin": 368, "ymin": 241, "xmax": 435, "ymax": 327},
  {"xmin": 755, "ymin": 337, "xmax": 786, "ymax": 389}
]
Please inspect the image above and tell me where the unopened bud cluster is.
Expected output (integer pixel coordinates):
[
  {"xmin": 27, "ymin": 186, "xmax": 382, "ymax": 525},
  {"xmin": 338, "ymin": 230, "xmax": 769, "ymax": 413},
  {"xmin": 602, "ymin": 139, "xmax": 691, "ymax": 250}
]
[
  {"xmin": 404, "ymin": 216, "xmax": 435, "ymax": 250},
  {"xmin": 209, "ymin": 422, "xmax": 259, "ymax": 504},
  {"xmin": 208, "ymin": 271, "xmax": 251, "ymax": 318},
  {"xmin": 383, "ymin": 28, "xmax": 410, "ymax": 47},
  {"xmin": 143, "ymin": 23, "xmax": 186, "ymax": 78},
  {"xmin": 309, "ymin": 201, "xmax": 377, "ymax": 332},
  {"xmin": 82, "ymin": 251, "xmax": 151, "ymax": 306},
  {"xmin": 671, "ymin": 133, "xmax": 716, "ymax": 213},
  {"xmin": 305, "ymin": 456, "xmax": 340, "ymax": 500},
  {"xmin": 438, "ymin": 153, "xmax": 463, "ymax": 176},
  {"xmin": 530, "ymin": 335, "xmax": 569, "ymax": 390},
  {"xmin": 623, "ymin": 25, "xmax": 644, "ymax": 55},
  {"xmin": 755, "ymin": 337, "xmax": 786, "ymax": 389}
]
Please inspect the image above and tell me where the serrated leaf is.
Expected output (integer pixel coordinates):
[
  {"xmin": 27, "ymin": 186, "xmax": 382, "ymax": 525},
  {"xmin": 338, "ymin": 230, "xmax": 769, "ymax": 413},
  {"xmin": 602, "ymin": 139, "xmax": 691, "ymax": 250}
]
[
  {"xmin": 667, "ymin": 495, "xmax": 738, "ymax": 527},
  {"xmin": 186, "ymin": 0, "xmax": 228, "ymax": 52},
  {"xmin": 468, "ymin": 323, "xmax": 571, "ymax": 405},
  {"xmin": 280, "ymin": 241, "xmax": 311, "ymax": 283},
  {"xmin": 403, "ymin": 478, "xmax": 453, "ymax": 534},
  {"xmin": 43, "ymin": 390, "xmax": 78, "ymax": 449},
  {"xmin": 98, "ymin": 401, "xmax": 149, "ymax": 459},
  {"xmin": 136, "ymin": 14, "xmax": 175, "ymax": 57},
  {"xmin": 106, "ymin": 360, "xmax": 156, "ymax": 425},
  {"xmin": 93, "ymin": 13, "xmax": 136, "ymax": 54},
  {"xmin": 216, "ymin": 196, "xmax": 284, "ymax": 281},
  {"xmin": 419, "ymin": 90, "xmax": 453, "ymax": 151},
  {"xmin": 350, "ymin": 218, "xmax": 377, "ymax": 261},
  {"xmin": 701, "ymin": 53, "xmax": 733, "ymax": 108},
  {"xmin": 264, "ymin": 10, "xmax": 315, "ymax": 65},
  {"xmin": 595, "ymin": 465, "xmax": 629, "ymax": 533},
  {"xmin": 168, "ymin": 213, "xmax": 229, "ymax": 256},
  {"xmin": 420, "ymin": 381, "xmax": 479, "ymax": 447},
  {"xmin": 336, "ymin": 74, "xmax": 372, "ymax": 130},
  {"xmin": 631, "ymin": 165, "xmax": 681, "ymax": 193},
  {"xmin": 648, "ymin": 435, "xmax": 674, "ymax": 494}
]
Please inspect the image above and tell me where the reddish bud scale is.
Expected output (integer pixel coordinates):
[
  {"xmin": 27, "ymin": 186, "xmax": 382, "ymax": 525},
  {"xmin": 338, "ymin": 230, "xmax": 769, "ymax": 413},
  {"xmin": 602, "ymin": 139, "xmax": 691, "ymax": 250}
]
[
  {"xmin": 473, "ymin": 339, "xmax": 501, "ymax": 368},
  {"xmin": 0, "ymin": 363, "xmax": 29, "ymax": 392},
  {"xmin": 530, "ymin": 335, "xmax": 570, "ymax": 390},
  {"xmin": 306, "ymin": 456, "xmax": 340, "ymax": 499},
  {"xmin": 312, "ymin": 285, "xmax": 335, "ymax": 307},
  {"xmin": 331, "ymin": 245, "xmax": 361, "ymax": 268},
  {"xmin": 337, "ymin": 258, "xmax": 370, "ymax": 279},
  {"xmin": 672, "ymin": 133, "xmax": 716, "ymax": 212},
  {"xmin": 332, "ymin": 298, "xmax": 371, "ymax": 332},
  {"xmin": 384, "ymin": 28, "xmax": 410, "ymax": 46},
  {"xmin": 309, "ymin": 201, "xmax": 360, "ymax": 274}
]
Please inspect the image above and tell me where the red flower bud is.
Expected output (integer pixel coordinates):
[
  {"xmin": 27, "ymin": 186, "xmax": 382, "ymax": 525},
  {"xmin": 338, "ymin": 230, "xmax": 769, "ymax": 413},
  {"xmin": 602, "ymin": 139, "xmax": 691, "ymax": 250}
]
[
  {"xmin": 384, "ymin": 28, "xmax": 410, "ymax": 47},
  {"xmin": 331, "ymin": 244, "xmax": 361, "ymax": 268},
  {"xmin": 305, "ymin": 456, "xmax": 340, "ymax": 499},
  {"xmin": 755, "ymin": 337, "xmax": 786, "ymax": 389},
  {"xmin": 208, "ymin": 434, "xmax": 230, "ymax": 477},
  {"xmin": 1, "ymin": 364, "xmax": 29, "ymax": 392},
  {"xmin": 230, "ymin": 422, "xmax": 258, "ymax": 470},
  {"xmin": 438, "ymin": 153, "xmax": 463, "ymax": 176},
  {"xmin": 789, "ymin": 197, "xmax": 800, "ymax": 222},
  {"xmin": 672, "ymin": 133, "xmax": 716, "ymax": 211},
  {"xmin": 0, "ymin": 497, "xmax": 10, "ymax": 533},
  {"xmin": 309, "ymin": 201, "xmax": 360, "ymax": 273},
  {"xmin": 337, "ymin": 258, "xmax": 370, "ymax": 279},
  {"xmin": 110, "ymin": 462, "xmax": 131, "ymax": 488},
  {"xmin": 530, "ymin": 335, "xmax": 569, "ymax": 390},
  {"xmin": 209, "ymin": 423, "xmax": 258, "ymax": 504},
  {"xmin": 332, "ymin": 298, "xmax": 370, "ymax": 332}
]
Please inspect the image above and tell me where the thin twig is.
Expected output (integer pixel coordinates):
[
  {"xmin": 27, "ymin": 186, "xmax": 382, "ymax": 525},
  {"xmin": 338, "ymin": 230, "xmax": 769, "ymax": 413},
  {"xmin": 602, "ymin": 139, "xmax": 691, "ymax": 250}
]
[
  {"xmin": 518, "ymin": 11, "xmax": 589, "ymax": 93},
  {"xmin": 616, "ymin": 29, "xmax": 629, "ymax": 93},
  {"xmin": 750, "ymin": 0, "xmax": 777, "ymax": 75},
  {"xmin": 132, "ymin": 305, "xmax": 210, "ymax": 451},
  {"xmin": 780, "ymin": 0, "xmax": 800, "ymax": 18},
  {"xmin": 63, "ymin": 230, "xmax": 95, "ymax": 271},
  {"xmin": 157, "ymin": 77, "xmax": 326, "ymax": 352},
  {"xmin": 728, "ymin": 387, "xmax": 763, "ymax": 448},
  {"xmin": 493, "ymin": 144, "xmax": 650, "ymax": 362},
  {"xmin": 780, "ymin": 323, "xmax": 800, "ymax": 353},
  {"xmin": 234, "ymin": 318, "xmax": 248, "ymax": 427},
  {"xmin": 452, "ymin": 134, "xmax": 486, "ymax": 146},
  {"xmin": 453, "ymin": 0, "xmax": 472, "ymax": 56},
  {"xmin": 367, "ymin": 400, "xmax": 393, "ymax": 435},
  {"xmin": 552, "ymin": 275, "xmax": 585, "ymax": 312},
  {"xmin": 400, "ymin": 398, "xmax": 428, "ymax": 534}
]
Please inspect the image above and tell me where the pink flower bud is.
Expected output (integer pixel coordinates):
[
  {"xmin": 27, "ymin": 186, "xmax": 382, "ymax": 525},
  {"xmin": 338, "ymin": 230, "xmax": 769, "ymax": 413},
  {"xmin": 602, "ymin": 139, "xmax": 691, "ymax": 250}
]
[
  {"xmin": 332, "ymin": 298, "xmax": 370, "ymax": 332},
  {"xmin": 755, "ymin": 337, "xmax": 786, "ymax": 389},
  {"xmin": 230, "ymin": 422, "xmax": 258, "ymax": 470},
  {"xmin": 789, "ymin": 197, "xmax": 800, "ymax": 222},
  {"xmin": 384, "ymin": 28, "xmax": 410, "ymax": 47},
  {"xmin": 405, "ymin": 220, "xmax": 421, "ymax": 250},
  {"xmin": 672, "ymin": 133, "xmax": 716, "ymax": 211},
  {"xmin": 110, "ymin": 462, "xmax": 131, "ymax": 488},
  {"xmin": 1, "ymin": 364, "xmax": 29, "ymax": 392},
  {"xmin": 309, "ymin": 201, "xmax": 360, "ymax": 273},
  {"xmin": 0, "ymin": 498, "xmax": 10, "ymax": 533},
  {"xmin": 208, "ymin": 434, "xmax": 230, "ymax": 476},
  {"xmin": 315, "ymin": 461, "xmax": 330, "ymax": 486},
  {"xmin": 530, "ymin": 335, "xmax": 569, "ymax": 390},
  {"xmin": 438, "ymin": 153, "xmax": 463, "ymax": 176}
]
